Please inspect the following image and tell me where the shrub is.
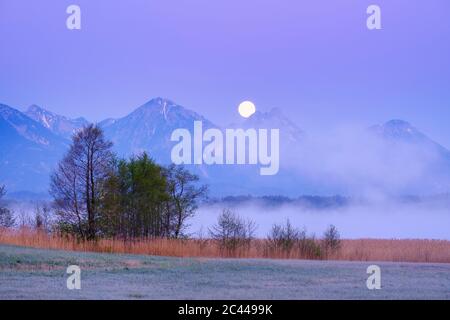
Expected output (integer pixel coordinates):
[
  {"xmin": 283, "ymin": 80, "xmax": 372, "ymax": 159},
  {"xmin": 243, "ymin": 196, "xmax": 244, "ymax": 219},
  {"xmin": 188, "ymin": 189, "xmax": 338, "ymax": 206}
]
[
  {"xmin": 209, "ymin": 209, "xmax": 257, "ymax": 255},
  {"xmin": 266, "ymin": 220, "xmax": 323, "ymax": 259},
  {"xmin": 297, "ymin": 234, "xmax": 323, "ymax": 259},
  {"xmin": 266, "ymin": 219, "xmax": 300, "ymax": 255},
  {"xmin": 322, "ymin": 224, "xmax": 341, "ymax": 256}
]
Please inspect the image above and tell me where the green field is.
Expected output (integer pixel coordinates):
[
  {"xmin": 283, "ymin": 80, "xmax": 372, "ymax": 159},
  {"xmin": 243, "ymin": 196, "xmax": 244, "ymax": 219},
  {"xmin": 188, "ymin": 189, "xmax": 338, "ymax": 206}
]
[{"xmin": 0, "ymin": 244, "xmax": 449, "ymax": 300}]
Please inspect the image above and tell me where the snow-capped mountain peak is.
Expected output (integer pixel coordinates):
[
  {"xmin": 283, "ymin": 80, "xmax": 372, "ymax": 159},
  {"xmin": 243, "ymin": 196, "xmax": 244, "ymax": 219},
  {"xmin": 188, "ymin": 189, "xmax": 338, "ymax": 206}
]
[
  {"xmin": 25, "ymin": 105, "xmax": 88, "ymax": 139},
  {"xmin": 370, "ymin": 119, "xmax": 428, "ymax": 143},
  {"xmin": 102, "ymin": 97, "xmax": 216, "ymax": 161}
]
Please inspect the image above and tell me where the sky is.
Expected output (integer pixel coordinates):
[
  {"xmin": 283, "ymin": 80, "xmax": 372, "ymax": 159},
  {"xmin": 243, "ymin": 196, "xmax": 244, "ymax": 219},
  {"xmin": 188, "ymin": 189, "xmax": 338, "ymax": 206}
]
[{"xmin": 1, "ymin": 0, "xmax": 450, "ymax": 147}]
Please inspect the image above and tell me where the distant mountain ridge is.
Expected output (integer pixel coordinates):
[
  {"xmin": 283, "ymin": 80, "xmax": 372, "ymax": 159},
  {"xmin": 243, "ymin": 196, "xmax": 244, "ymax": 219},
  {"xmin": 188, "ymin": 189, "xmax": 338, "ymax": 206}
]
[
  {"xmin": 0, "ymin": 103, "xmax": 68, "ymax": 192},
  {"xmin": 25, "ymin": 104, "xmax": 88, "ymax": 139}
]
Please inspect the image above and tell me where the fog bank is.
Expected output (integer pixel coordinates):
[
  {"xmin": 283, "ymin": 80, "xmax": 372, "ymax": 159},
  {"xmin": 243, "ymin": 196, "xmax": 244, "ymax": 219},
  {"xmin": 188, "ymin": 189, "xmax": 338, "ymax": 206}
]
[{"xmin": 190, "ymin": 200, "xmax": 450, "ymax": 240}]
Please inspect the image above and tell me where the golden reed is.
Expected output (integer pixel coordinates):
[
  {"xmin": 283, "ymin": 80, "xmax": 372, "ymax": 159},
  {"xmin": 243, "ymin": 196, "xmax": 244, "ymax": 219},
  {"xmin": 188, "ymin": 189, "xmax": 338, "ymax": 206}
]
[{"xmin": 1, "ymin": 228, "xmax": 449, "ymax": 263}]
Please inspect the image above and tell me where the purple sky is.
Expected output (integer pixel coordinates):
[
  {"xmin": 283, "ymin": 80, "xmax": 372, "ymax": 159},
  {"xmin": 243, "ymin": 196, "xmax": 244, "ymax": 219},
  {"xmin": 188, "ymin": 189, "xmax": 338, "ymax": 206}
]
[{"xmin": 1, "ymin": 0, "xmax": 449, "ymax": 146}]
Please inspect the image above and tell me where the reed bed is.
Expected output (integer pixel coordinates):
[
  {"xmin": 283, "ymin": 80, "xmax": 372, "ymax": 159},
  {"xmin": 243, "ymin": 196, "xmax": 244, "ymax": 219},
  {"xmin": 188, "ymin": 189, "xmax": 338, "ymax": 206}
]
[{"xmin": 1, "ymin": 228, "xmax": 449, "ymax": 263}]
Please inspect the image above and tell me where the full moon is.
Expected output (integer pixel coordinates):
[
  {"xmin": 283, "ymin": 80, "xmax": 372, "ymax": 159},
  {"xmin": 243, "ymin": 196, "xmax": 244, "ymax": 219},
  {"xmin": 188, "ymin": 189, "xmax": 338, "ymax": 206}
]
[{"xmin": 238, "ymin": 101, "xmax": 256, "ymax": 118}]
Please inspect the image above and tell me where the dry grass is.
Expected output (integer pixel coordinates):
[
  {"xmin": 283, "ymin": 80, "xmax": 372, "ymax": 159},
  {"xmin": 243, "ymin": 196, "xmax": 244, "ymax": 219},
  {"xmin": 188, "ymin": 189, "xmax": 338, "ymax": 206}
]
[{"xmin": 1, "ymin": 228, "xmax": 449, "ymax": 263}]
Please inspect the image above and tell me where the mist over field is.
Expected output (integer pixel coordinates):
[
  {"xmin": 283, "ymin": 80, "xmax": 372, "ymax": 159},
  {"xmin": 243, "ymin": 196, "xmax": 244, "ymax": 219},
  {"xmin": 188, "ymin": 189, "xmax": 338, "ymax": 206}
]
[{"xmin": 191, "ymin": 199, "xmax": 450, "ymax": 240}]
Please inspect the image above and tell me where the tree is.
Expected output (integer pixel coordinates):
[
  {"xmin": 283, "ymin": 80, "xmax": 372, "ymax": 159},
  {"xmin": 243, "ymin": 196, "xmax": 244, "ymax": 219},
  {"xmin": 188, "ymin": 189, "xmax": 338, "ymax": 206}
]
[
  {"xmin": 209, "ymin": 209, "xmax": 257, "ymax": 253},
  {"xmin": 33, "ymin": 202, "xmax": 53, "ymax": 233},
  {"xmin": 101, "ymin": 158, "xmax": 206, "ymax": 239},
  {"xmin": 265, "ymin": 220, "xmax": 323, "ymax": 259},
  {"xmin": 163, "ymin": 165, "xmax": 208, "ymax": 238},
  {"xmin": 101, "ymin": 153, "xmax": 169, "ymax": 238},
  {"xmin": 0, "ymin": 185, "xmax": 15, "ymax": 228},
  {"xmin": 266, "ymin": 219, "xmax": 301, "ymax": 254},
  {"xmin": 50, "ymin": 124, "xmax": 114, "ymax": 239},
  {"xmin": 322, "ymin": 224, "xmax": 341, "ymax": 254}
]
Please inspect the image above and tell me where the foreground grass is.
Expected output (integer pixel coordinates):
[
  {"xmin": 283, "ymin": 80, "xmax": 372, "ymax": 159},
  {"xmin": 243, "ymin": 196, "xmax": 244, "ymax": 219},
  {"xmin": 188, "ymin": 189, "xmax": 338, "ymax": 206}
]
[
  {"xmin": 0, "ymin": 244, "xmax": 449, "ymax": 299},
  {"xmin": 1, "ymin": 229, "xmax": 450, "ymax": 263}
]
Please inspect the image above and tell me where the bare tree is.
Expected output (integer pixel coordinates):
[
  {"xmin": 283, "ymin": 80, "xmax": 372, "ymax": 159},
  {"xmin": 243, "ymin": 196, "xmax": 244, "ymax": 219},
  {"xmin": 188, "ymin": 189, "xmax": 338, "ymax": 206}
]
[
  {"xmin": 0, "ymin": 185, "xmax": 15, "ymax": 228},
  {"xmin": 209, "ymin": 209, "xmax": 257, "ymax": 253},
  {"xmin": 33, "ymin": 202, "xmax": 53, "ymax": 233},
  {"xmin": 50, "ymin": 124, "xmax": 114, "ymax": 239},
  {"xmin": 322, "ymin": 224, "xmax": 341, "ymax": 255},
  {"xmin": 163, "ymin": 165, "xmax": 208, "ymax": 238},
  {"xmin": 266, "ymin": 219, "xmax": 301, "ymax": 254}
]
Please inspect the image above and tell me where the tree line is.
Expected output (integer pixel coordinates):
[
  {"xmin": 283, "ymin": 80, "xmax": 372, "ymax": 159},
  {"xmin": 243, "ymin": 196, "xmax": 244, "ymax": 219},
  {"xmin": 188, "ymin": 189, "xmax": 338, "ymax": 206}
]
[{"xmin": 49, "ymin": 124, "xmax": 207, "ymax": 240}]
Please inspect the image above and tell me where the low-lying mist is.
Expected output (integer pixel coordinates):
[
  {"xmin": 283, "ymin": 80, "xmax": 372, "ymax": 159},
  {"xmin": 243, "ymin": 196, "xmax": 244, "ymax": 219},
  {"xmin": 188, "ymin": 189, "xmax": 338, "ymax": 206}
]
[
  {"xmin": 190, "ymin": 199, "xmax": 450, "ymax": 240},
  {"xmin": 7, "ymin": 196, "xmax": 449, "ymax": 240}
]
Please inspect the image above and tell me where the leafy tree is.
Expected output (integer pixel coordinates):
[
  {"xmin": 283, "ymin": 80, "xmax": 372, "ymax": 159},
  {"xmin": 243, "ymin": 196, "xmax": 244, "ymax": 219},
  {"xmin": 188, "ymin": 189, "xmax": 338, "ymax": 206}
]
[
  {"xmin": 101, "ymin": 153, "xmax": 169, "ymax": 238},
  {"xmin": 50, "ymin": 124, "xmax": 114, "ymax": 239},
  {"xmin": 102, "ymin": 160, "xmax": 206, "ymax": 239},
  {"xmin": 99, "ymin": 157, "xmax": 124, "ymax": 237}
]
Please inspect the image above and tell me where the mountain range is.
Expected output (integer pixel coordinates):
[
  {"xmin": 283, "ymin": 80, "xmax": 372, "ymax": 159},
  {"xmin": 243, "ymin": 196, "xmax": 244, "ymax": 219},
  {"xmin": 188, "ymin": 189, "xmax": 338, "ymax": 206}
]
[{"xmin": 1, "ymin": 98, "xmax": 450, "ymax": 198}]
